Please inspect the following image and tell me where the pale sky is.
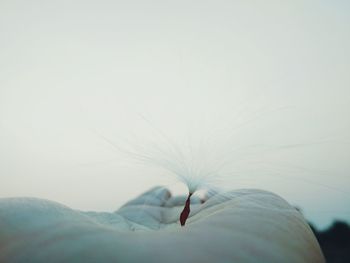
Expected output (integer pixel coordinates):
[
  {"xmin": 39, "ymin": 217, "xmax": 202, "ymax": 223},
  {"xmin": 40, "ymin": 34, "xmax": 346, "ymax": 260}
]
[{"xmin": 0, "ymin": 0, "xmax": 349, "ymax": 229}]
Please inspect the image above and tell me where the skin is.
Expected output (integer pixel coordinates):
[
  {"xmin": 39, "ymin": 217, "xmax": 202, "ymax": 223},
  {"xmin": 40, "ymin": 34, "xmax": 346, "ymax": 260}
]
[{"xmin": 0, "ymin": 186, "xmax": 325, "ymax": 263}]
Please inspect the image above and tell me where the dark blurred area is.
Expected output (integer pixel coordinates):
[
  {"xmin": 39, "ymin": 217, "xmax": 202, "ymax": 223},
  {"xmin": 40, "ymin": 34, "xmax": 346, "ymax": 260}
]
[{"xmin": 309, "ymin": 221, "xmax": 350, "ymax": 263}]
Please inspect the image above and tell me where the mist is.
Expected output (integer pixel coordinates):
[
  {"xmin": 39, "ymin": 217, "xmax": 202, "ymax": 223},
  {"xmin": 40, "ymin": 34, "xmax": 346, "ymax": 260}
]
[{"xmin": 0, "ymin": 0, "xmax": 349, "ymax": 229}]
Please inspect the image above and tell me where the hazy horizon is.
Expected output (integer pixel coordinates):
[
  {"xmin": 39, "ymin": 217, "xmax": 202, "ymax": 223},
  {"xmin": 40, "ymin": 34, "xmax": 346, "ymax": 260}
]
[{"xmin": 1, "ymin": 0, "xmax": 349, "ymax": 229}]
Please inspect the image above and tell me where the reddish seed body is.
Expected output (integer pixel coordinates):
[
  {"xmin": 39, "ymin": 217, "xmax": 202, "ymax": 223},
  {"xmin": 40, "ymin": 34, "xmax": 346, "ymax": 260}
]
[{"xmin": 180, "ymin": 193, "xmax": 192, "ymax": 226}]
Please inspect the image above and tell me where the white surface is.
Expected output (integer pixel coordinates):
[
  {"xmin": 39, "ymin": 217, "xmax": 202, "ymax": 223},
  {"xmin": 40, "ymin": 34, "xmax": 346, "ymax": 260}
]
[{"xmin": 0, "ymin": 187, "xmax": 324, "ymax": 262}]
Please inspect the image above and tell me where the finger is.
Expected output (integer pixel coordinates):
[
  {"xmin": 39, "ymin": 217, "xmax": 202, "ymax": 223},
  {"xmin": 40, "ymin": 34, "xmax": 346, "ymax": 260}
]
[
  {"xmin": 117, "ymin": 186, "xmax": 172, "ymax": 229},
  {"xmin": 119, "ymin": 186, "xmax": 171, "ymax": 208}
]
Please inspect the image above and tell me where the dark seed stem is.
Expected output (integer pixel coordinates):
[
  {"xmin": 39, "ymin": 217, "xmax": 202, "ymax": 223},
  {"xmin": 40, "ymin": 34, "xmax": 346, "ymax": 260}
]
[{"xmin": 180, "ymin": 192, "xmax": 192, "ymax": 226}]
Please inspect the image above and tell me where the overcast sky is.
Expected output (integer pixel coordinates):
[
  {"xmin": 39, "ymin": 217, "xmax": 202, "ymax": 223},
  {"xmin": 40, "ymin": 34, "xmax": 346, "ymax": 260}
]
[{"xmin": 1, "ymin": 0, "xmax": 349, "ymax": 229}]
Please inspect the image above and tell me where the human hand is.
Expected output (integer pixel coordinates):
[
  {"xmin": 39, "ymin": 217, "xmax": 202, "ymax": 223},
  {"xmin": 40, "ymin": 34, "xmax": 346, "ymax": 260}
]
[{"xmin": 0, "ymin": 186, "xmax": 324, "ymax": 262}]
